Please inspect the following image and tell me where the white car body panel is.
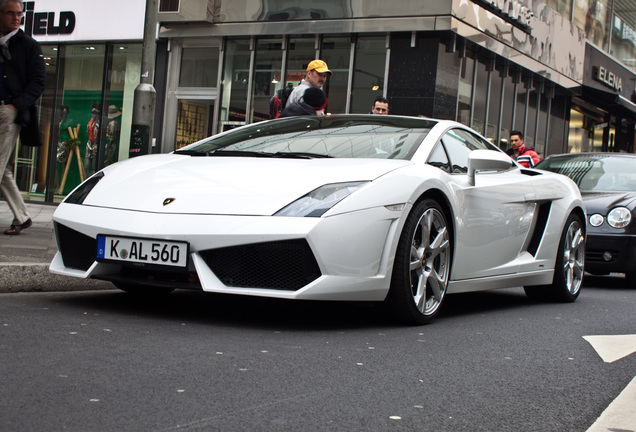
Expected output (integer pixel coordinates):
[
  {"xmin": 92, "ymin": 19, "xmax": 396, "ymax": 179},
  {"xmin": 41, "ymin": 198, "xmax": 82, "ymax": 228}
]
[{"xmin": 83, "ymin": 155, "xmax": 410, "ymax": 216}]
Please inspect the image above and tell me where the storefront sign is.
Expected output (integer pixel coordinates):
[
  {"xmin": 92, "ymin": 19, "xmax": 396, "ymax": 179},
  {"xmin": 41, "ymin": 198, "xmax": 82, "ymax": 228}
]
[
  {"xmin": 22, "ymin": 0, "xmax": 145, "ymax": 42},
  {"xmin": 593, "ymin": 66, "xmax": 623, "ymax": 92},
  {"xmin": 472, "ymin": 0, "xmax": 534, "ymax": 29},
  {"xmin": 23, "ymin": 2, "xmax": 74, "ymax": 36}
]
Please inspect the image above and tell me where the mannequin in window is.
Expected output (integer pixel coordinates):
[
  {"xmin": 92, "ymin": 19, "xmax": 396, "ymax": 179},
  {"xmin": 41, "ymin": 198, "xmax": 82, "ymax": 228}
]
[
  {"xmin": 57, "ymin": 105, "xmax": 72, "ymax": 165},
  {"xmin": 85, "ymin": 104, "xmax": 100, "ymax": 175},
  {"xmin": 105, "ymin": 105, "xmax": 121, "ymax": 166}
]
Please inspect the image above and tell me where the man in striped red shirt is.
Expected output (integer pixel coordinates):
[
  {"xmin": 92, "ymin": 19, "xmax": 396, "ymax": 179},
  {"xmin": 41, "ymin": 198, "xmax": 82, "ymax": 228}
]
[{"xmin": 506, "ymin": 131, "xmax": 539, "ymax": 168}]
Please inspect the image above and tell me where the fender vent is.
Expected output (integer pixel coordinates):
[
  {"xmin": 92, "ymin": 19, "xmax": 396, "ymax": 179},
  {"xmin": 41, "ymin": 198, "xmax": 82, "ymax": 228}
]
[{"xmin": 527, "ymin": 203, "xmax": 551, "ymax": 256}]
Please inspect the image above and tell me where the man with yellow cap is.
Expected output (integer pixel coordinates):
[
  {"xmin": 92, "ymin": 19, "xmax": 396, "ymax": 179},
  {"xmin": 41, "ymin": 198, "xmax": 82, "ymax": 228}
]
[{"xmin": 287, "ymin": 59, "xmax": 332, "ymax": 107}]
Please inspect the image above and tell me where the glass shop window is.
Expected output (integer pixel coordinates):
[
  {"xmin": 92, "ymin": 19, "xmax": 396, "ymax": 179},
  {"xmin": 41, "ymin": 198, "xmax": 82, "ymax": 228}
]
[
  {"xmin": 13, "ymin": 45, "xmax": 57, "ymax": 201},
  {"xmin": 499, "ymin": 68, "xmax": 517, "ymax": 150},
  {"xmin": 535, "ymin": 87, "xmax": 550, "ymax": 157},
  {"xmin": 611, "ymin": 13, "xmax": 636, "ymax": 72},
  {"xmin": 485, "ymin": 62, "xmax": 504, "ymax": 146},
  {"xmin": 160, "ymin": 0, "xmax": 179, "ymax": 12},
  {"xmin": 179, "ymin": 47, "xmax": 219, "ymax": 87},
  {"xmin": 100, "ymin": 44, "xmax": 141, "ymax": 173},
  {"xmin": 251, "ymin": 38, "xmax": 283, "ymax": 123},
  {"xmin": 514, "ymin": 75, "xmax": 531, "ymax": 139},
  {"xmin": 568, "ymin": 102, "xmax": 606, "ymax": 153},
  {"xmin": 175, "ymin": 100, "xmax": 213, "ymax": 149},
  {"xmin": 320, "ymin": 36, "xmax": 351, "ymax": 114},
  {"xmin": 54, "ymin": 44, "xmax": 106, "ymax": 197},
  {"xmin": 219, "ymin": 38, "xmax": 251, "ymax": 131},
  {"xmin": 351, "ymin": 35, "xmax": 387, "ymax": 115},
  {"xmin": 457, "ymin": 51, "xmax": 475, "ymax": 127},
  {"xmin": 285, "ymin": 36, "xmax": 316, "ymax": 96},
  {"xmin": 471, "ymin": 56, "xmax": 490, "ymax": 135}
]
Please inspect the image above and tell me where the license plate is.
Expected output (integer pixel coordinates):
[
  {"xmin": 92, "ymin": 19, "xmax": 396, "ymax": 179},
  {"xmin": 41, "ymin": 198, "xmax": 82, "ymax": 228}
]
[{"xmin": 97, "ymin": 235, "xmax": 189, "ymax": 268}]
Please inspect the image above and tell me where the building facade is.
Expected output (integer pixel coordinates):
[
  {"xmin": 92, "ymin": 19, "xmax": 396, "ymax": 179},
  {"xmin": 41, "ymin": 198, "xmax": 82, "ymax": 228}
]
[
  {"xmin": 9, "ymin": 0, "xmax": 636, "ymax": 204},
  {"xmin": 154, "ymin": 0, "xmax": 636, "ymax": 157}
]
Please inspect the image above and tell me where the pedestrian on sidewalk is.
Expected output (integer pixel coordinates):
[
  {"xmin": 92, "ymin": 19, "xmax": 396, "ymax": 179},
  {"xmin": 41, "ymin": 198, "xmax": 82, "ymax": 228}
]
[{"xmin": 0, "ymin": 0, "xmax": 46, "ymax": 235}]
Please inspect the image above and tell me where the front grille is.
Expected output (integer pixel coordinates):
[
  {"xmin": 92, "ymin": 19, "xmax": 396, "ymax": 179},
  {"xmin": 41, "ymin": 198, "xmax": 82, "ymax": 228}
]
[
  {"xmin": 200, "ymin": 239, "xmax": 321, "ymax": 291},
  {"xmin": 55, "ymin": 222, "xmax": 97, "ymax": 271},
  {"xmin": 586, "ymin": 250, "xmax": 618, "ymax": 264}
]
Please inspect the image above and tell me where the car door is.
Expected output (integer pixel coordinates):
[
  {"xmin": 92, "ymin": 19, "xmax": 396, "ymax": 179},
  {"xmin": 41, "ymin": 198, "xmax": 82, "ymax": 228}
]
[{"xmin": 435, "ymin": 128, "xmax": 538, "ymax": 280}]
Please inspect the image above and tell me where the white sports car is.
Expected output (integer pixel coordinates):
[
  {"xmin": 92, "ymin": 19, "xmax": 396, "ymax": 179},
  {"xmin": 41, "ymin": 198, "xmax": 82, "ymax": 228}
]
[{"xmin": 50, "ymin": 115, "xmax": 586, "ymax": 324}]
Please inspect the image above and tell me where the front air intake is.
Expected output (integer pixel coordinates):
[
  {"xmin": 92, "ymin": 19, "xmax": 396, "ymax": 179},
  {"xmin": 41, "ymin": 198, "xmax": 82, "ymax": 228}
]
[
  {"xmin": 200, "ymin": 239, "xmax": 321, "ymax": 291},
  {"xmin": 54, "ymin": 222, "xmax": 97, "ymax": 271}
]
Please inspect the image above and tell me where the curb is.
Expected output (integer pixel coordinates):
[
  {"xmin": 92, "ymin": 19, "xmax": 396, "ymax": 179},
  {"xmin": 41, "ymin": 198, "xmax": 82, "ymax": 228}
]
[{"xmin": 0, "ymin": 263, "xmax": 112, "ymax": 293}]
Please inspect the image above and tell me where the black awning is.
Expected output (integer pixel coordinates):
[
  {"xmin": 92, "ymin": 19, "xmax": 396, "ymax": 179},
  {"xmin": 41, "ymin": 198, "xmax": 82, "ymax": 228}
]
[{"xmin": 582, "ymin": 86, "xmax": 636, "ymax": 117}]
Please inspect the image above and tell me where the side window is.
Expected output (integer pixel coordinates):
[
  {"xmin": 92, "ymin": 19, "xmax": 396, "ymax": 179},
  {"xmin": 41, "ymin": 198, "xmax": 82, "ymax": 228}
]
[
  {"xmin": 441, "ymin": 128, "xmax": 497, "ymax": 173},
  {"xmin": 427, "ymin": 143, "xmax": 451, "ymax": 173}
]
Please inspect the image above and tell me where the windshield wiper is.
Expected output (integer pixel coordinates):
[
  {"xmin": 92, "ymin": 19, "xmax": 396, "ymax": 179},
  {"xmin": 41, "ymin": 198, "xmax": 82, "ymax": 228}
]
[
  {"xmin": 174, "ymin": 149, "xmax": 210, "ymax": 156},
  {"xmin": 210, "ymin": 150, "xmax": 273, "ymax": 157},
  {"xmin": 209, "ymin": 150, "xmax": 332, "ymax": 159},
  {"xmin": 273, "ymin": 152, "xmax": 332, "ymax": 159}
]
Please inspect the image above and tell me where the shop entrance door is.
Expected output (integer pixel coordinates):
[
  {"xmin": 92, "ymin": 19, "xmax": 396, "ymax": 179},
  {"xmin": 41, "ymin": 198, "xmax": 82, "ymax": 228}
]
[{"xmin": 174, "ymin": 98, "xmax": 216, "ymax": 150}]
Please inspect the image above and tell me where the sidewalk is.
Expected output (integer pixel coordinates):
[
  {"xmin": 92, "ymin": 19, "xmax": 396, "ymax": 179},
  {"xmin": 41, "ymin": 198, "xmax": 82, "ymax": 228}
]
[{"xmin": 0, "ymin": 200, "xmax": 111, "ymax": 293}]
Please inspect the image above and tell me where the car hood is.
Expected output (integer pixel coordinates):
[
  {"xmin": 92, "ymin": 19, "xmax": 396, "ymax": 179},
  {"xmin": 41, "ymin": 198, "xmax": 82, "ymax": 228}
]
[
  {"xmin": 81, "ymin": 154, "xmax": 411, "ymax": 215},
  {"xmin": 581, "ymin": 191, "xmax": 636, "ymax": 214}
]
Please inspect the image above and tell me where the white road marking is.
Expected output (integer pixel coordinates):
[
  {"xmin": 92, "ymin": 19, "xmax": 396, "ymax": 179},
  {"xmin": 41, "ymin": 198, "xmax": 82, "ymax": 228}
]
[
  {"xmin": 586, "ymin": 376, "xmax": 636, "ymax": 432},
  {"xmin": 583, "ymin": 334, "xmax": 636, "ymax": 363},
  {"xmin": 584, "ymin": 335, "xmax": 636, "ymax": 432}
]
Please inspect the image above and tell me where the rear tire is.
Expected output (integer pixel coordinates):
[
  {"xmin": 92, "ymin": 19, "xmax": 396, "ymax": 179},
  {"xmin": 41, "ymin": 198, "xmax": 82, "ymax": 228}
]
[
  {"xmin": 524, "ymin": 213, "xmax": 585, "ymax": 302},
  {"xmin": 386, "ymin": 198, "xmax": 451, "ymax": 325}
]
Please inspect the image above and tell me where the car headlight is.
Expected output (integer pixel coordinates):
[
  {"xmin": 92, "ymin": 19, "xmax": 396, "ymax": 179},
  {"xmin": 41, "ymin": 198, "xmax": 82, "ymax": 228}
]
[
  {"xmin": 275, "ymin": 181, "xmax": 368, "ymax": 217},
  {"xmin": 64, "ymin": 171, "xmax": 104, "ymax": 204},
  {"xmin": 588, "ymin": 213, "xmax": 604, "ymax": 227},
  {"xmin": 607, "ymin": 207, "xmax": 632, "ymax": 228}
]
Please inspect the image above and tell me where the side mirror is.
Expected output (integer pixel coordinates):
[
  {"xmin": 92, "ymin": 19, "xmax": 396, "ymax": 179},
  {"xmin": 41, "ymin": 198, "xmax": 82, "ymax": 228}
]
[{"xmin": 467, "ymin": 150, "xmax": 513, "ymax": 186}]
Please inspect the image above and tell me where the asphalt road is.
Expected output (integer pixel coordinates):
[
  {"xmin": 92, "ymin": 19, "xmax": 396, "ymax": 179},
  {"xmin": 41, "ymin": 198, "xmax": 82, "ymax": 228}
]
[{"xmin": 1, "ymin": 275, "xmax": 635, "ymax": 432}]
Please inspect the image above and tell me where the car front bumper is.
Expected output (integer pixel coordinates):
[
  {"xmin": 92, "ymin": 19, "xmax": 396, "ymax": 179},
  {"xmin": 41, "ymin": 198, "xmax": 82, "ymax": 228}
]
[
  {"xmin": 49, "ymin": 202, "xmax": 406, "ymax": 301},
  {"xmin": 585, "ymin": 232, "xmax": 636, "ymax": 275}
]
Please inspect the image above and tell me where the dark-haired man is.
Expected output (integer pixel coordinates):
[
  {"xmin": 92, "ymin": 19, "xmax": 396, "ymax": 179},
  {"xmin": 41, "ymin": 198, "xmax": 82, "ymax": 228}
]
[
  {"xmin": 506, "ymin": 131, "xmax": 539, "ymax": 168},
  {"xmin": 371, "ymin": 96, "xmax": 389, "ymax": 115}
]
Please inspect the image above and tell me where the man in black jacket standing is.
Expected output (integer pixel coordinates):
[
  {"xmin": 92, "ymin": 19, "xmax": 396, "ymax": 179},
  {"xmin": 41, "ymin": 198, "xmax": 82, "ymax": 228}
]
[
  {"xmin": 279, "ymin": 87, "xmax": 327, "ymax": 118},
  {"xmin": 0, "ymin": 0, "xmax": 45, "ymax": 235}
]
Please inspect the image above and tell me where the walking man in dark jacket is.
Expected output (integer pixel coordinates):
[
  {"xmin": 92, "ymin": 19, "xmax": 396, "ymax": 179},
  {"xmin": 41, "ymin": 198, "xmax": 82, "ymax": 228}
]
[{"xmin": 0, "ymin": 0, "xmax": 45, "ymax": 235}]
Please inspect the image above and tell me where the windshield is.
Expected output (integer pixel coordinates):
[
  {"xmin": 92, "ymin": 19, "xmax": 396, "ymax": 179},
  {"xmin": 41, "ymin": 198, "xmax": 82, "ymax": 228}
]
[
  {"xmin": 177, "ymin": 115, "xmax": 436, "ymax": 160},
  {"xmin": 537, "ymin": 155, "xmax": 636, "ymax": 192}
]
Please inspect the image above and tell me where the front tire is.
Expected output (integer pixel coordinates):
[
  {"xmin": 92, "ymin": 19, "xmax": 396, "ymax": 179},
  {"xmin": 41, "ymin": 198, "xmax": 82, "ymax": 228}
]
[
  {"xmin": 386, "ymin": 198, "xmax": 451, "ymax": 325},
  {"xmin": 524, "ymin": 213, "xmax": 585, "ymax": 302}
]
